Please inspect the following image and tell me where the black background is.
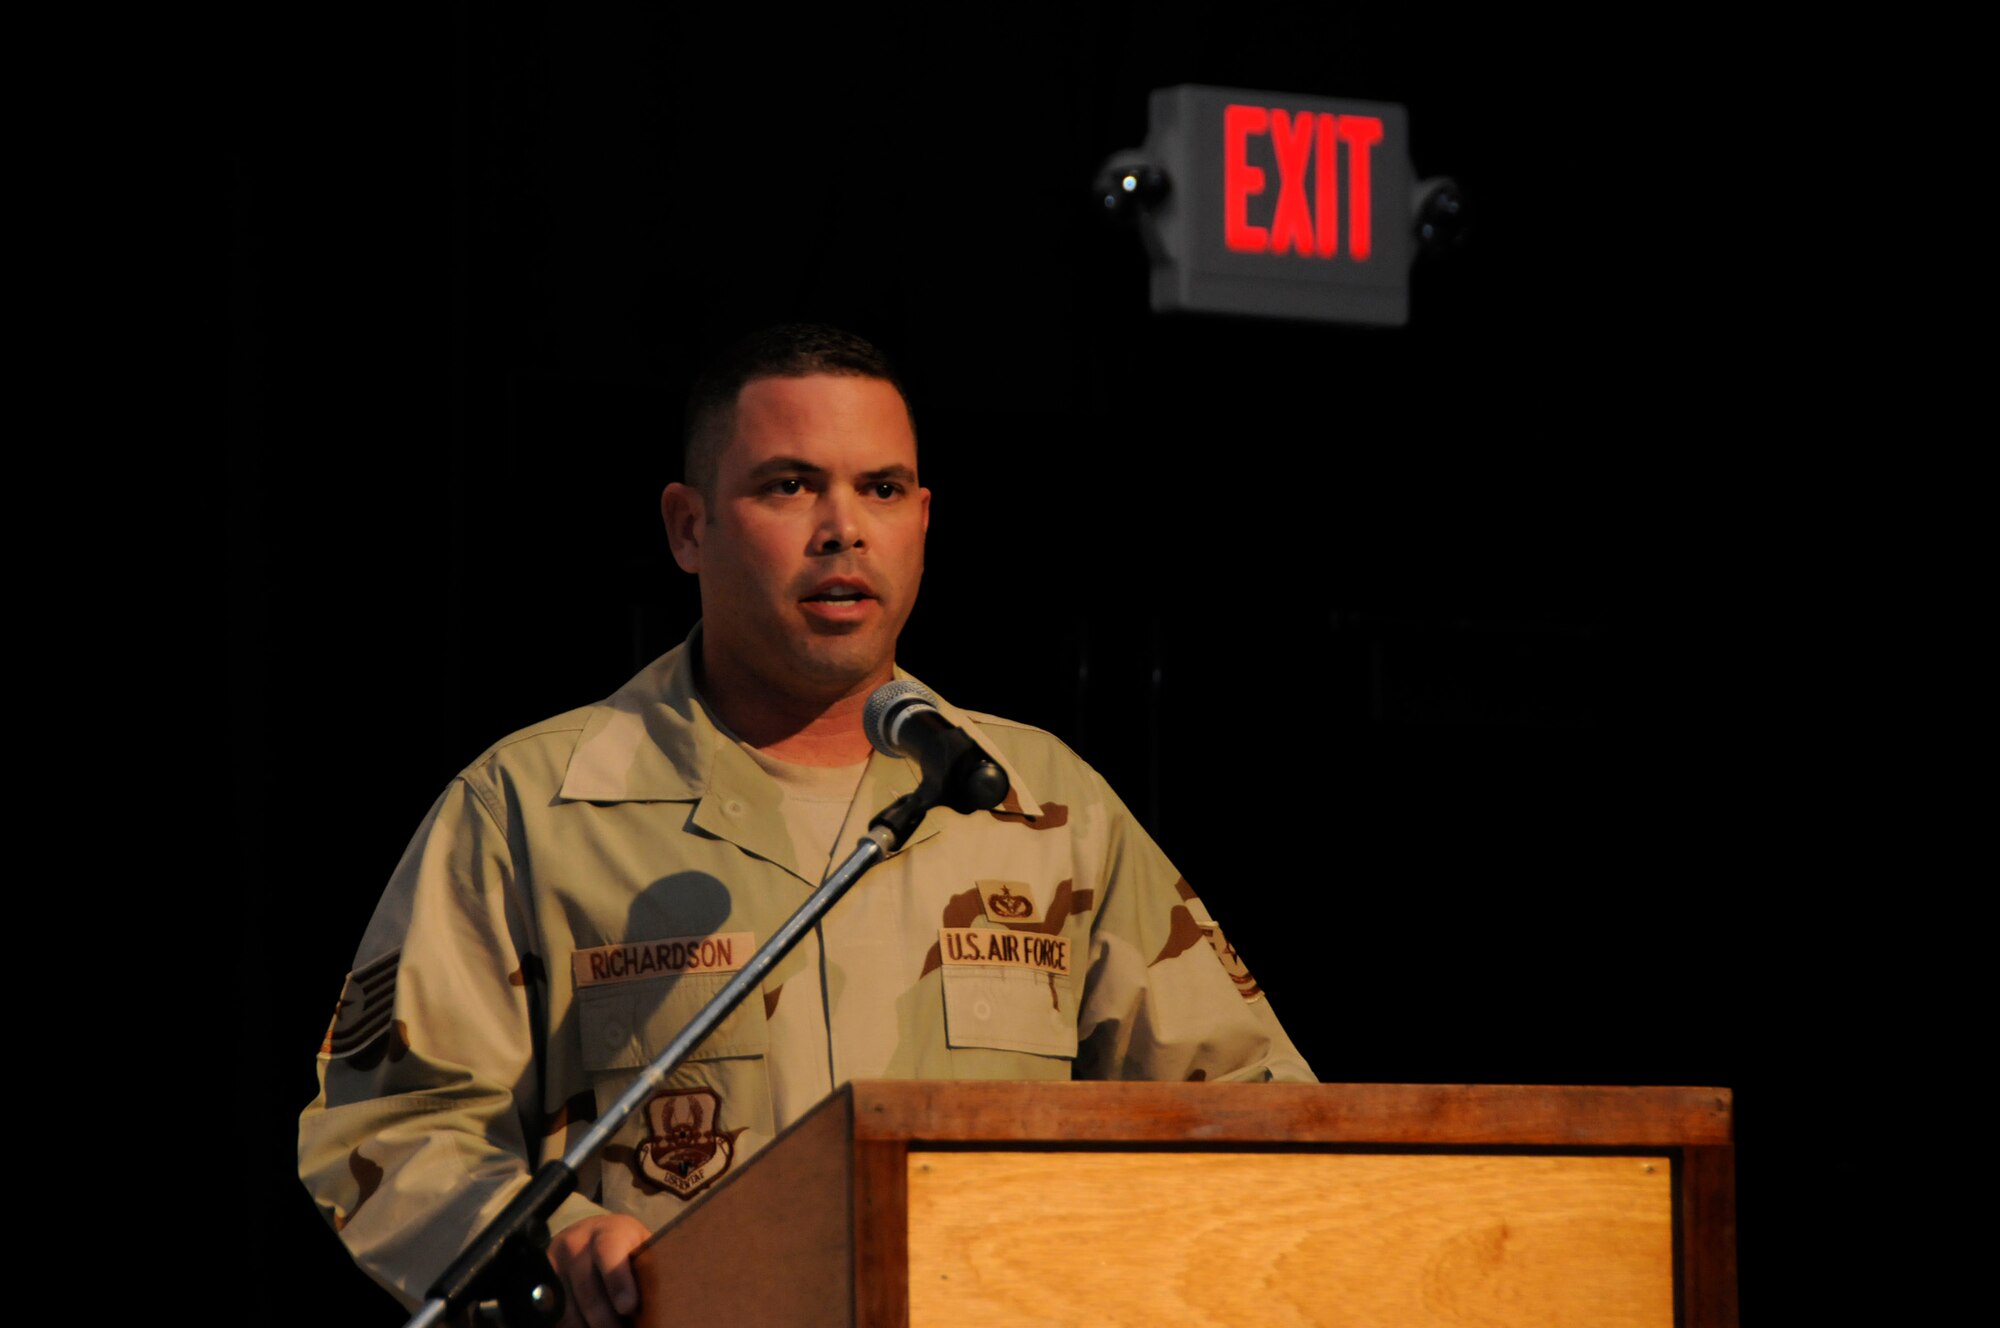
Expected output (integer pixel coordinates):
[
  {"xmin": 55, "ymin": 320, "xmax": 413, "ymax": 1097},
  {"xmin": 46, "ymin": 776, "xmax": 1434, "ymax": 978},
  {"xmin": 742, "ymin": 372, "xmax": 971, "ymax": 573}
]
[{"xmin": 231, "ymin": 7, "xmax": 1877, "ymax": 1323}]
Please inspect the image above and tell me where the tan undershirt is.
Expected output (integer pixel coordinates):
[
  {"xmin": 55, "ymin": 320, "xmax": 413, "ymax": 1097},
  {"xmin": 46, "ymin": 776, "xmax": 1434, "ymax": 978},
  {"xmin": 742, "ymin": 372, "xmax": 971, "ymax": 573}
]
[
  {"xmin": 739, "ymin": 743, "xmax": 869, "ymax": 886},
  {"xmin": 737, "ymin": 742, "xmax": 869, "ymax": 1122}
]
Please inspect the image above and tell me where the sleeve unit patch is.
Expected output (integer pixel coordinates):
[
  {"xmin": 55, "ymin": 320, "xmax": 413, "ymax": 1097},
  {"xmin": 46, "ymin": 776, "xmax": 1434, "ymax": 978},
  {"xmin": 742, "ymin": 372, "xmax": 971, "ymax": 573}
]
[
  {"xmin": 572, "ymin": 933, "xmax": 754, "ymax": 988},
  {"xmin": 1147, "ymin": 904, "xmax": 1263, "ymax": 1000},
  {"xmin": 1200, "ymin": 919, "xmax": 1264, "ymax": 1003}
]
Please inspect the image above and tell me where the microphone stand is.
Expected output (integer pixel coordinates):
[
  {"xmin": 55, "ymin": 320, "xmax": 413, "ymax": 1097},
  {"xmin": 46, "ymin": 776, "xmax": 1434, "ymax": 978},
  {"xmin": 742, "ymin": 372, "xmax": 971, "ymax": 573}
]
[{"xmin": 402, "ymin": 771, "xmax": 1002, "ymax": 1328}]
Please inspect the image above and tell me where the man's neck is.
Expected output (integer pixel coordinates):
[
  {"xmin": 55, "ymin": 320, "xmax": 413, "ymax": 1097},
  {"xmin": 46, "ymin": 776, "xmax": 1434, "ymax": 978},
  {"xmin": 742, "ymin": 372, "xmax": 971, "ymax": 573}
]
[{"xmin": 695, "ymin": 648, "xmax": 885, "ymax": 767}]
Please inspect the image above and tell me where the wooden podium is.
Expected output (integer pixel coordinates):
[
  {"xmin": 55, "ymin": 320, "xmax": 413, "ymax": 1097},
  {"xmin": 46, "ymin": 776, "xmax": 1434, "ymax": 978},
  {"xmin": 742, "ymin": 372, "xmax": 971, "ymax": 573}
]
[{"xmin": 632, "ymin": 1081, "xmax": 1735, "ymax": 1327}]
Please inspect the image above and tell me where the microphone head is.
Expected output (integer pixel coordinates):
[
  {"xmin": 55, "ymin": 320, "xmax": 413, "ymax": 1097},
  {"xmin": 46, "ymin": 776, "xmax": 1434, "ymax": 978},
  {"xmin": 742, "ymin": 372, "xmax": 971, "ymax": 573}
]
[{"xmin": 863, "ymin": 679, "xmax": 939, "ymax": 758}]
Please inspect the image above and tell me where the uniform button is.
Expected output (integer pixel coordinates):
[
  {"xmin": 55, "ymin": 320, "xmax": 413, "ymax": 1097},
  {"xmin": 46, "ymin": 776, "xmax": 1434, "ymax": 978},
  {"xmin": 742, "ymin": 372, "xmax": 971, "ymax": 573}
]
[
  {"xmin": 724, "ymin": 798, "xmax": 747, "ymax": 817},
  {"xmin": 973, "ymin": 999, "xmax": 992, "ymax": 1020}
]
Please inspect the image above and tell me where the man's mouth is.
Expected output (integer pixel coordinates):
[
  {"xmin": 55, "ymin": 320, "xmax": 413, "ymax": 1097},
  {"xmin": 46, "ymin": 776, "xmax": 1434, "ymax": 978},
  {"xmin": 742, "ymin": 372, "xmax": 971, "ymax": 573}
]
[{"xmin": 801, "ymin": 579, "xmax": 877, "ymax": 606}]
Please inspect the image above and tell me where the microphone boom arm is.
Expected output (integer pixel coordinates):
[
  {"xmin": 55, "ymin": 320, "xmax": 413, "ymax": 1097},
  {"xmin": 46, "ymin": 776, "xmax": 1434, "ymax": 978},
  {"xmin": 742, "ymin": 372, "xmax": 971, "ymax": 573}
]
[
  {"xmin": 405, "ymin": 829, "xmax": 889, "ymax": 1326},
  {"xmin": 403, "ymin": 731, "xmax": 1009, "ymax": 1328}
]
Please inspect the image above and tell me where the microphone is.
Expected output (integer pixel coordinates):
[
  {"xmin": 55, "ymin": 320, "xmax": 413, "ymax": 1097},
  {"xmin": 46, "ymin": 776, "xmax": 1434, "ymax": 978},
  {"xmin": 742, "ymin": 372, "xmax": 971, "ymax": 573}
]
[{"xmin": 863, "ymin": 680, "xmax": 1010, "ymax": 816}]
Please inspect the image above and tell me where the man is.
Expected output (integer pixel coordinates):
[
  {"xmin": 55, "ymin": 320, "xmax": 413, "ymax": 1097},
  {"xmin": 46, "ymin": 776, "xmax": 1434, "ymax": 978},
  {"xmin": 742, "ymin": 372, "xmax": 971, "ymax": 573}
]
[{"xmin": 300, "ymin": 324, "xmax": 1312, "ymax": 1327}]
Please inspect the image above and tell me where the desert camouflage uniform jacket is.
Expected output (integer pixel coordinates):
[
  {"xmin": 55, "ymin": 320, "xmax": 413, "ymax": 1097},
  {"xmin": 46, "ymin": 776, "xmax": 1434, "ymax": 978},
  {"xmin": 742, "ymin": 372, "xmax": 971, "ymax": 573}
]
[{"xmin": 299, "ymin": 633, "xmax": 1313, "ymax": 1307}]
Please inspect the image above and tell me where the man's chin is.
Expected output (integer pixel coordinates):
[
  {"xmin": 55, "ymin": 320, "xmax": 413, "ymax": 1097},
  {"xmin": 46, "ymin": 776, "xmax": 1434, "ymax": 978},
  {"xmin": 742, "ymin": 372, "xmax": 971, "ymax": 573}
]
[{"xmin": 783, "ymin": 637, "xmax": 895, "ymax": 696}]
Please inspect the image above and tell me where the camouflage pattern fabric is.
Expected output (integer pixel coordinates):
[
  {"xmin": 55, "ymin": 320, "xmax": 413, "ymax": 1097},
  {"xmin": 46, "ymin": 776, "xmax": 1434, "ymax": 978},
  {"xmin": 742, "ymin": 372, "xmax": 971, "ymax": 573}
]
[{"xmin": 299, "ymin": 631, "xmax": 1314, "ymax": 1308}]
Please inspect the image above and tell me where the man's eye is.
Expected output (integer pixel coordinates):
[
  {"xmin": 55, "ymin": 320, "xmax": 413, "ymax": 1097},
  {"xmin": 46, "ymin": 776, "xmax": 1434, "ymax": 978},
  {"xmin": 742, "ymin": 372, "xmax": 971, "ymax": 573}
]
[
  {"xmin": 870, "ymin": 482, "xmax": 902, "ymax": 499},
  {"xmin": 768, "ymin": 478, "xmax": 805, "ymax": 496}
]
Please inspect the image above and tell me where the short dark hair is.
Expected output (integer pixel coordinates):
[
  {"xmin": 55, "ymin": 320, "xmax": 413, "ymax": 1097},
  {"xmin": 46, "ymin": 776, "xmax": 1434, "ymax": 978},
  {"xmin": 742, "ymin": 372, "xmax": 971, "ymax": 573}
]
[{"xmin": 682, "ymin": 323, "xmax": 913, "ymax": 494}]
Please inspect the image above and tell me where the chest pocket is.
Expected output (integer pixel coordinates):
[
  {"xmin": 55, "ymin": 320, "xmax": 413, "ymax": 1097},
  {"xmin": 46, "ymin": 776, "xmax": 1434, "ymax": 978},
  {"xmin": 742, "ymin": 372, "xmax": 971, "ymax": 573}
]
[
  {"xmin": 941, "ymin": 965, "xmax": 1078, "ymax": 1059},
  {"xmin": 575, "ymin": 971, "xmax": 777, "ymax": 1223}
]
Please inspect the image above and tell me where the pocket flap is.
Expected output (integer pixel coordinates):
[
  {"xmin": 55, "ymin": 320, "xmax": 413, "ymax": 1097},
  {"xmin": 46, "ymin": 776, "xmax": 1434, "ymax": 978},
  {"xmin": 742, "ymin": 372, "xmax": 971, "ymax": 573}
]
[
  {"xmin": 578, "ymin": 971, "xmax": 770, "ymax": 1072},
  {"xmin": 941, "ymin": 966, "xmax": 1077, "ymax": 1059}
]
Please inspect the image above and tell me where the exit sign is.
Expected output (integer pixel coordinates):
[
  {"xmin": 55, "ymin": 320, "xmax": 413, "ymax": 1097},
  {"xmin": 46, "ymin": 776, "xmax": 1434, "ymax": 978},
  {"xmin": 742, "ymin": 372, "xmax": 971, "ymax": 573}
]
[{"xmin": 1133, "ymin": 85, "xmax": 1412, "ymax": 326}]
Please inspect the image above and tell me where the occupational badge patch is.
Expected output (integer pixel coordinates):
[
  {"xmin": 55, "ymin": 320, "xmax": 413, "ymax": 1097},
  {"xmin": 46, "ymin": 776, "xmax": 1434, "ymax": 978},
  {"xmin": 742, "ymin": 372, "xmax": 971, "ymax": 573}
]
[
  {"xmin": 630, "ymin": 1087, "xmax": 743, "ymax": 1201},
  {"xmin": 976, "ymin": 879, "xmax": 1041, "ymax": 923}
]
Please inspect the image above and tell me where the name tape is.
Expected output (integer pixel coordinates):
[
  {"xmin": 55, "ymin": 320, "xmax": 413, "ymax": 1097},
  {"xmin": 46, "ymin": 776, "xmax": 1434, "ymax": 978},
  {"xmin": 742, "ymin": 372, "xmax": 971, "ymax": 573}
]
[{"xmin": 573, "ymin": 933, "xmax": 754, "ymax": 989}]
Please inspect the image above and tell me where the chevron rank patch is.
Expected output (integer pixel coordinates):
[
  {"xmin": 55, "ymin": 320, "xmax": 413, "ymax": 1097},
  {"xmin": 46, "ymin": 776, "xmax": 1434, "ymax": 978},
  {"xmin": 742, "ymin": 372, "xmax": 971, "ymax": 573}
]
[{"xmin": 321, "ymin": 948, "xmax": 399, "ymax": 1057}]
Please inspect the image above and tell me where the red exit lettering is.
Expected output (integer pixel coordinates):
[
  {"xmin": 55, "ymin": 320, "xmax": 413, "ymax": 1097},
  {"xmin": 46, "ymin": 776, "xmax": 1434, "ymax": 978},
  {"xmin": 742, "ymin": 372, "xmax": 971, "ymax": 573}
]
[{"xmin": 1224, "ymin": 105, "xmax": 1382, "ymax": 261}]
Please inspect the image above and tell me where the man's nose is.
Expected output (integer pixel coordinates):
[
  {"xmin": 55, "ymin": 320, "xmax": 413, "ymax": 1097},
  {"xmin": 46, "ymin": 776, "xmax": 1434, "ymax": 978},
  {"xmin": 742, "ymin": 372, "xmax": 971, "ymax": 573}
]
[{"xmin": 813, "ymin": 491, "xmax": 864, "ymax": 554}]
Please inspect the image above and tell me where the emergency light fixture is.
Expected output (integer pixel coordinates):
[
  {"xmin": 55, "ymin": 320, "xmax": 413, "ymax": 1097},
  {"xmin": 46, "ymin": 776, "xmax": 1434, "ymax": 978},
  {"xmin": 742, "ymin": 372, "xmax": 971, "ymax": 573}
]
[{"xmin": 1097, "ymin": 84, "xmax": 1459, "ymax": 327}]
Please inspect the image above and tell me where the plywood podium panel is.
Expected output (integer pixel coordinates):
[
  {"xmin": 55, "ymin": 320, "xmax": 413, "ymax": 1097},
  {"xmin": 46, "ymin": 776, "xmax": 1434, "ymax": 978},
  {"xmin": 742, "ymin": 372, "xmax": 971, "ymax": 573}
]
[
  {"xmin": 907, "ymin": 1152, "xmax": 1670, "ymax": 1327},
  {"xmin": 631, "ymin": 1082, "xmax": 1734, "ymax": 1328}
]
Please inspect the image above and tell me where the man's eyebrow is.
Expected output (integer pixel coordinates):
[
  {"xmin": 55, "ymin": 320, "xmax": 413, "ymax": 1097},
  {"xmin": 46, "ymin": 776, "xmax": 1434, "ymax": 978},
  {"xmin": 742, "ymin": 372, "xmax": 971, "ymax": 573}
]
[
  {"xmin": 744, "ymin": 456, "xmax": 829, "ymax": 481},
  {"xmin": 741, "ymin": 457, "xmax": 919, "ymax": 486}
]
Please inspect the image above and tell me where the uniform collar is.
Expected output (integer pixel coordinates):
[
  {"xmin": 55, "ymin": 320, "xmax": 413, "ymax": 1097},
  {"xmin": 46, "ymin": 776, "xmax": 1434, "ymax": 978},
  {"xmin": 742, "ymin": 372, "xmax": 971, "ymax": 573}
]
[
  {"xmin": 558, "ymin": 630, "xmax": 712, "ymax": 804},
  {"xmin": 558, "ymin": 627, "xmax": 1044, "ymax": 869}
]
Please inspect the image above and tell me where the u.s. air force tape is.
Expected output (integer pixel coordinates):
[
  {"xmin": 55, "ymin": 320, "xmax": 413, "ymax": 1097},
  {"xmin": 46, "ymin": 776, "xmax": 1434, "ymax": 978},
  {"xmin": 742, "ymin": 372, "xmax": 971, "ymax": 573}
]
[
  {"xmin": 571, "ymin": 933, "xmax": 755, "ymax": 988},
  {"xmin": 938, "ymin": 927, "xmax": 1071, "ymax": 977}
]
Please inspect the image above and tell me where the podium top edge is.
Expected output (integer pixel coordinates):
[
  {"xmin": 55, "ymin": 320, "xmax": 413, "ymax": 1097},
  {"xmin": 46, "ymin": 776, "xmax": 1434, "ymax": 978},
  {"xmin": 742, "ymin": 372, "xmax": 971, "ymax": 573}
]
[{"xmin": 835, "ymin": 1082, "xmax": 1733, "ymax": 1148}]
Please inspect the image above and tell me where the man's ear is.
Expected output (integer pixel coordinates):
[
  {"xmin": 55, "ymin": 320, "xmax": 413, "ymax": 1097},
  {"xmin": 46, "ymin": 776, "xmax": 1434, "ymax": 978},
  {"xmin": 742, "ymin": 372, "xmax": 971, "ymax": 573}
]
[{"xmin": 661, "ymin": 482, "xmax": 706, "ymax": 573}]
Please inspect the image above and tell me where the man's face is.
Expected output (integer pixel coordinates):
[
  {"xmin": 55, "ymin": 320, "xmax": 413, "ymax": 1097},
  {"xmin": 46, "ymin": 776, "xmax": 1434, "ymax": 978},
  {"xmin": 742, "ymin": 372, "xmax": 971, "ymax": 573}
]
[{"xmin": 664, "ymin": 373, "xmax": 929, "ymax": 706}]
